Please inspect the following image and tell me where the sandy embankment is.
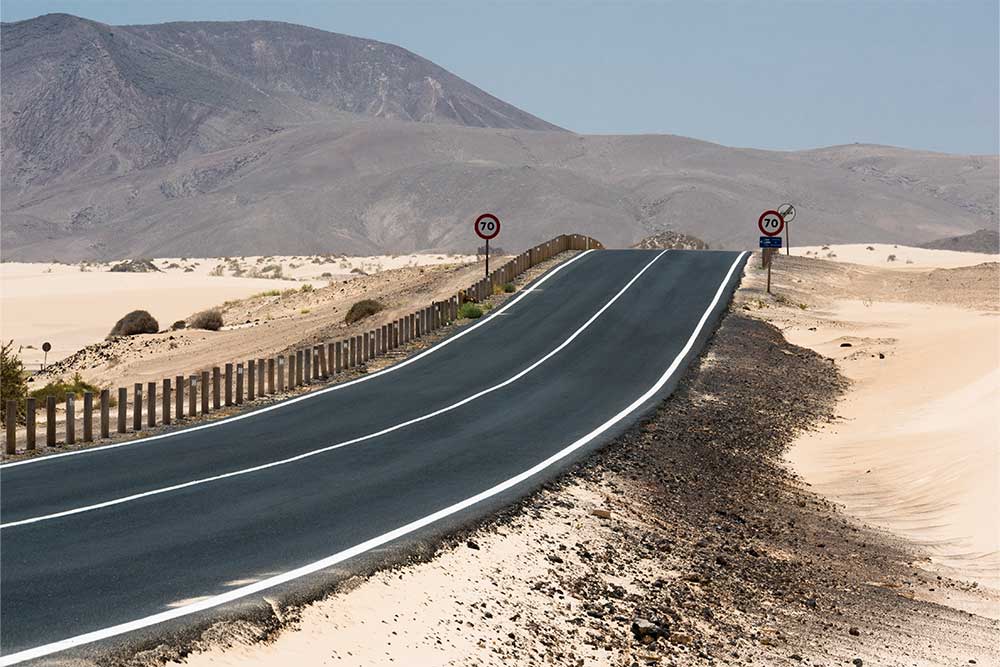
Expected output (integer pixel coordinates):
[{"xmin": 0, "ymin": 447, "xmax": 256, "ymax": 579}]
[
  {"xmin": 0, "ymin": 253, "xmax": 474, "ymax": 371},
  {"xmin": 741, "ymin": 248, "xmax": 999, "ymax": 616}
]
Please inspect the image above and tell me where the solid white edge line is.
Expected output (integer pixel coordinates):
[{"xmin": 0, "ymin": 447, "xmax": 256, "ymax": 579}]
[
  {"xmin": 1, "ymin": 251, "xmax": 669, "ymax": 529},
  {"xmin": 0, "ymin": 251, "xmax": 594, "ymax": 470},
  {"xmin": 0, "ymin": 251, "xmax": 747, "ymax": 665}
]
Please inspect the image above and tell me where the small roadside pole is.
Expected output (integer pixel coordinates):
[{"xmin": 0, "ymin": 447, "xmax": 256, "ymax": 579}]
[
  {"xmin": 778, "ymin": 203, "xmax": 796, "ymax": 256},
  {"xmin": 41, "ymin": 341, "xmax": 51, "ymax": 370},
  {"xmin": 475, "ymin": 213, "xmax": 501, "ymax": 279},
  {"xmin": 758, "ymin": 209, "xmax": 785, "ymax": 294}
]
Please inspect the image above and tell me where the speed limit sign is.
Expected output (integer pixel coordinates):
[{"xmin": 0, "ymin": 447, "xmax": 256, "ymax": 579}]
[
  {"xmin": 758, "ymin": 210, "xmax": 784, "ymax": 237},
  {"xmin": 474, "ymin": 213, "xmax": 501, "ymax": 240}
]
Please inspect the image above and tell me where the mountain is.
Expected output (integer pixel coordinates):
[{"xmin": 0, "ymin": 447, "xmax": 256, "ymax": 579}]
[
  {"xmin": 0, "ymin": 13, "xmax": 558, "ymax": 194},
  {"xmin": 1, "ymin": 14, "xmax": 997, "ymax": 261},
  {"xmin": 918, "ymin": 229, "xmax": 999, "ymax": 253}
]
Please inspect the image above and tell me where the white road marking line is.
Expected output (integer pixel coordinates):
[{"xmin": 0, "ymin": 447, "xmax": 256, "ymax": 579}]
[
  {"xmin": 1, "ymin": 251, "xmax": 667, "ymax": 529},
  {"xmin": 0, "ymin": 252, "xmax": 746, "ymax": 666},
  {"xmin": 0, "ymin": 251, "xmax": 594, "ymax": 470}
]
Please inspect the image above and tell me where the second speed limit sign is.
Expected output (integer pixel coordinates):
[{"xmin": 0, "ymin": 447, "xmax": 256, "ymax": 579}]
[
  {"xmin": 758, "ymin": 210, "xmax": 784, "ymax": 237},
  {"xmin": 474, "ymin": 213, "xmax": 501, "ymax": 240}
]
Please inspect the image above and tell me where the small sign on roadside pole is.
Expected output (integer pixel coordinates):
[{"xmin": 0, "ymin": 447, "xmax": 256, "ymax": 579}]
[
  {"xmin": 474, "ymin": 213, "xmax": 501, "ymax": 278},
  {"xmin": 777, "ymin": 203, "xmax": 796, "ymax": 255}
]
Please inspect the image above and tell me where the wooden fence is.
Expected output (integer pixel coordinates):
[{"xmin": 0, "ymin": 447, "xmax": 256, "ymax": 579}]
[{"xmin": 4, "ymin": 234, "xmax": 603, "ymax": 455}]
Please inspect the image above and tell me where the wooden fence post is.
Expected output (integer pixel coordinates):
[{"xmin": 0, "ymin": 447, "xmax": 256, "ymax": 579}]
[
  {"xmin": 175, "ymin": 375, "xmax": 184, "ymax": 420},
  {"xmin": 147, "ymin": 381, "xmax": 156, "ymax": 428},
  {"xmin": 248, "ymin": 360, "xmax": 256, "ymax": 401},
  {"xmin": 133, "ymin": 383, "xmax": 143, "ymax": 431},
  {"xmin": 288, "ymin": 353, "xmax": 296, "ymax": 388},
  {"xmin": 5, "ymin": 400, "xmax": 15, "ymax": 454},
  {"xmin": 203, "ymin": 371, "xmax": 212, "ymax": 414},
  {"xmin": 189, "ymin": 375, "xmax": 197, "ymax": 417},
  {"xmin": 335, "ymin": 342, "xmax": 342, "ymax": 373},
  {"xmin": 259, "ymin": 358, "xmax": 267, "ymax": 396},
  {"xmin": 212, "ymin": 367, "xmax": 221, "ymax": 409},
  {"xmin": 118, "ymin": 388, "xmax": 127, "ymax": 433},
  {"xmin": 100, "ymin": 389, "xmax": 110, "ymax": 438},
  {"xmin": 47, "ymin": 395, "xmax": 57, "ymax": 446},
  {"xmin": 83, "ymin": 391, "xmax": 93, "ymax": 442},
  {"xmin": 224, "ymin": 363, "xmax": 233, "ymax": 406},
  {"xmin": 277, "ymin": 356, "xmax": 285, "ymax": 392},
  {"xmin": 65, "ymin": 394, "xmax": 76, "ymax": 444},
  {"xmin": 268, "ymin": 357, "xmax": 276, "ymax": 393},
  {"xmin": 302, "ymin": 350, "xmax": 310, "ymax": 384},
  {"xmin": 26, "ymin": 397, "xmax": 36, "ymax": 449},
  {"xmin": 163, "ymin": 378, "xmax": 171, "ymax": 425},
  {"xmin": 318, "ymin": 346, "xmax": 328, "ymax": 378},
  {"xmin": 236, "ymin": 363, "xmax": 244, "ymax": 404}
]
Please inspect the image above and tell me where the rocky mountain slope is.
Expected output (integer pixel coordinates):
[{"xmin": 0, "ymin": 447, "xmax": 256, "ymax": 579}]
[
  {"xmin": 918, "ymin": 228, "xmax": 999, "ymax": 253},
  {"xmin": 2, "ymin": 14, "xmax": 997, "ymax": 260}
]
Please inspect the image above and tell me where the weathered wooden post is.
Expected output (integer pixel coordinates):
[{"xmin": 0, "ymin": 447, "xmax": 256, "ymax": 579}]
[
  {"xmin": 147, "ymin": 381, "xmax": 156, "ymax": 428},
  {"xmin": 118, "ymin": 388, "xmax": 128, "ymax": 433},
  {"xmin": 47, "ymin": 395, "xmax": 57, "ymax": 445},
  {"xmin": 247, "ymin": 360, "xmax": 256, "ymax": 401},
  {"xmin": 268, "ymin": 357, "xmax": 276, "ymax": 393},
  {"xmin": 100, "ymin": 389, "xmax": 110, "ymax": 438},
  {"xmin": 188, "ymin": 376, "xmax": 197, "ymax": 417},
  {"xmin": 297, "ymin": 350, "xmax": 305, "ymax": 385},
  {"xmin": 202, "ymin": 371, "xmax": 211, "ymax": 414},
  {"xmin": 335, "ymin": 342, "xmax": 343, "ymax": 373},
  {"xmin": 212, "ymin": 367, "xmax": 221, "ymax": 409},
  {"xmin": 348, "ymin": 337, "xmax": 355, "ymax": 368},
  {"xmin": 133, "ymin": 383, "xmax": 143, "ymax": 431},
  {"xmin": 236, "ymin": 363, "xmax": 244, "ymax": 404},
  {"xmin": 288, "ymin": 353, "xmax": 296, "ymax": 388},
  {"xmin": 302, "ymin": 350, "xmax": 310, "ymax": 384},
  {"xmin": 83, "ymin": 391, "xmax": 93, "ymax": 442},
  {"xmin": 5, "ymin": 400, "xmax": 16, "ymax": 454},
  {"xmin": 362, "ymin": 333, "xmax": 370, "ymax": 363},
  {"xmin": 27, "ymin": 397, "xmax": 37, "ymax": 449},
  {"xmin": 369, "ymin": 331, "xmax": 376, "ymax": 359},
  {"xmin": 327, "ymin": 343, "xmax": 336, "ymax": 375},
  {"xmin": 175, "ymin": 375, "xmax": 184, "ymax": 420},
  {"xmin": 163, "ymin": 378, "xmax": 171, "ymax": 425},
  {"xmin": 65, "ymin": 394, "xmax": 76, "ymax": 444},
  {"xmin": 318, "ymin": 346, "xmax": 328, "ymax": 378},
  {"xmin": 277, "ymin": 356, "xmax": 285, "ymax": 392},
  {"xmin": 224, "ymin": 363, "xmax": 233, "ymax": 406},
  {"xmin": 258, "ymin": 358, "xmax": 266, "ymax": 396}
]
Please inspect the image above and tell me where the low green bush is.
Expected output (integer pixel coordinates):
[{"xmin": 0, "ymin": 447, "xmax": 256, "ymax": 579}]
[
  {"xmin": 107, "ymin": 310, "xmax": 159, "ymax": 338},
  {"xmin": 29, "ymin": 373, "xmax": 100, "ymax": 405},
  {"xmin": 458, "ymin": 302, "xmax": 483, "ymax": 319},
  {"xmin": 503, "ymin": 282, "xmax": 515, "ymax": 293}
]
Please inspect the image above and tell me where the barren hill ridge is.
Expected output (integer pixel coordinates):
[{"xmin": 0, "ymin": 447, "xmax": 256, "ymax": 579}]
[{"xmin": 1, "ymin": 14, "xmax": 997, "ymax": 261}]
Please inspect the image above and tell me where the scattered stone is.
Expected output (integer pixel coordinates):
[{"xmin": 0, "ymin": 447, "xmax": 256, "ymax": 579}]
[
  {"xmin": 589, "ymin": 508, "xmax": 612, "ymax": 519},
  {"xmin": 849, "ymin": 626, "xmax": 860, "ymax": 636},
  {"xmin": 466, "ymin": 540, "xmax": 480, "ymax": 550}
]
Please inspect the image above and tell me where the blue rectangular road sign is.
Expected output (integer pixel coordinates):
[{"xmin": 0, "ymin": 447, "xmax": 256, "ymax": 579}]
[{"xmin": 759, "ymin": 236, "xmax": 783, "ymax": 248}]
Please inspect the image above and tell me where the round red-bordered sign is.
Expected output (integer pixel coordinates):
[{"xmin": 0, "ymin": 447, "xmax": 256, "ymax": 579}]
[
  {"xmin": 474, "ymin": 213, "xmax": 501, "ymax": 240},
  {"xmin": 758, "ymin": 210, "xmax": 784, "ymax": 237}
]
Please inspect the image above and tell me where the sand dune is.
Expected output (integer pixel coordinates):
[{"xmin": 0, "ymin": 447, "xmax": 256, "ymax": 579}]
[{"xmin": 739, "ymin": 248, "xmax": 999, "ymax": 618}]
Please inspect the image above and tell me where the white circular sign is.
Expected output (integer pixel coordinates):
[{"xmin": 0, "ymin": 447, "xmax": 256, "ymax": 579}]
[
  {"xmin": 758, "ymin": 210, "xmax": 785, "ymax": 237},
  {"xmin": 777, "ymin": 203, "xmax": 796, "ymax": 223}
]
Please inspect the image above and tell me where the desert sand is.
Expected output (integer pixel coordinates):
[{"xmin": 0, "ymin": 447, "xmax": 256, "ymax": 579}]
[
  {"xmin": 739, "ymin": 247, "xmax": 999, "ymax": 617},
  {"xmin": 0, "ymin": 253, "xmax": 474, "ymax": 370},
  {"xmin": 794, "ymin": 242, "xmax": 999, "ymax": 268}
]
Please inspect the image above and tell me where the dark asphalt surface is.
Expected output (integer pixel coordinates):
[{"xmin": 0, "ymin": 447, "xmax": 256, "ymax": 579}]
[{"xmin": 0, "ymin": 249, "xmax": 747, "ymax": 663}]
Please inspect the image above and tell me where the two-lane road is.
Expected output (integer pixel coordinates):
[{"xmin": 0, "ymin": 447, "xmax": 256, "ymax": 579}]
[{"xmin": 0, "ymin": 249, "xmax": 748, "ymax": 664}]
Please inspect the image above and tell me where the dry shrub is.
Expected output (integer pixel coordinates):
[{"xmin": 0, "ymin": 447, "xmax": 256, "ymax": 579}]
[{"xmin": 107, "ymin": 310, "xmax": 159, "ymax": 338}]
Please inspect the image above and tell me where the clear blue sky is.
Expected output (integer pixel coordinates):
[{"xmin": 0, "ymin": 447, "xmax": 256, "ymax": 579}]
[{"xmin": 2, "ymin": 0, "xmax": 997, "ymax": 154}]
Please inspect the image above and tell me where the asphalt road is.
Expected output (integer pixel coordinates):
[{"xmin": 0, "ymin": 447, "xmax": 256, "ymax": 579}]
[{"xmin": 0, "ymin": 248, "xmax": 748, "ymax": 664}]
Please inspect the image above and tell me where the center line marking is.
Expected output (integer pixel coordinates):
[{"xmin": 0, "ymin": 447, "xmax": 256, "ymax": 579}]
[
  {"xmin": 1, "ymin": 251, "xmax": 668, "ymax": 530},
  {"xmin": 0, "ymin": 251, "xmax": 746, "ymax": 666}
]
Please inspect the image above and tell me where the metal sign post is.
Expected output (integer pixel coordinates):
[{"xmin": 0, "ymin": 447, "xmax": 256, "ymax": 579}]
[
  {"xmin": 758, "ymin": 211, "xmax": 785, "ymax": 295},
  {"xmin": 778, "ymin": 203, "xmax": 796, "ymax": 256},
  {"xmin": 474, "ymin": 213, "xmax": 501, "ymax": 278}
]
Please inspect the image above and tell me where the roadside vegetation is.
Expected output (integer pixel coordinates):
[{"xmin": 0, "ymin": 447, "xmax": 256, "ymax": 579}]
[
  {"xmin": 190, "ymin": 309, "xmax": 224, "ymax": 331},
  {"xmin": 107, "ymin": 310, "xmax": 159, "ymax": 338},
  {"xmin": 28, "ymin": 373, "xmax": 101, "ymax": 405},
  {"xmin": 1, "ymin": 340, "xmax": 27, "ymax": 424},
  {"xmin": 345, "ymin": 299, "xmax": 383, "ymax": 324},
  {"xmin": 458, "ymin": 302, "xmax": 484, "ymax": 319}
]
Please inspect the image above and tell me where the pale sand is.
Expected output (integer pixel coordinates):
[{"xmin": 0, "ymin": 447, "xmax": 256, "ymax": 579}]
[
  {"xmin": 794, "ymin": 242, "xmax": 999, "ymax": 268},
  {"xmin": 0, "ymin": 254, "xmax": 475, "ymax": 369},
  {"xmin": 741, "ymin": 252, "xmax": 1000, "ymax": 617}
]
